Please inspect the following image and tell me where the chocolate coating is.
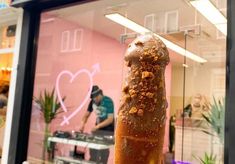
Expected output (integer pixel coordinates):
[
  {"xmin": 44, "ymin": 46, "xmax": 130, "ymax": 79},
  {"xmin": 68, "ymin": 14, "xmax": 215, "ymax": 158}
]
[
  {"xmin": 115, "ymin": 35, "xmax": 170, "ymax": 164},
  {"xmin": 125, "ymin": 35, "xmax": 169, "ymax": 66}
]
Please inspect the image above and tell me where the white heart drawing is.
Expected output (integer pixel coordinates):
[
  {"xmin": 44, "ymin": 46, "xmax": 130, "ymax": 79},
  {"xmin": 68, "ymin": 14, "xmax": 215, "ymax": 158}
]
[{"xmin": 55, "ymin": 69, "xmax": 93, "ymax": 126}]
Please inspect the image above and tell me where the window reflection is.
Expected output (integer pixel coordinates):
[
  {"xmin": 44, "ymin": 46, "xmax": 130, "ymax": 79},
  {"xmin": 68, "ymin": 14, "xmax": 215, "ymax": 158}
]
[{"xmin": 27, "ymin": 0, "xmax": 226, "ymax": 163}]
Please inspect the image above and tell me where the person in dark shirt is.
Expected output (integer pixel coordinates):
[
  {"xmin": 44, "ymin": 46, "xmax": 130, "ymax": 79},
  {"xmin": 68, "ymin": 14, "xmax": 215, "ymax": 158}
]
[{"xmin": 80, "ymin": 85, "xmax": 114, "ymax": 163}]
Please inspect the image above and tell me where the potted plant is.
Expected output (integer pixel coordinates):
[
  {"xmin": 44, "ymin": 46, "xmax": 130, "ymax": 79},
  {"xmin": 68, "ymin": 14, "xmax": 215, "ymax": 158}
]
[
  {"xmin": 200, "ymin": 97, "xmax": 224, "ymax": 164},
  {"xmin": 202, "ymin": 97, "xmax": 224, "ymax": 144},
  {"xmin": 34, "ymin": 88, "xmax": 65, "ymax": 163},
  {"xmin": 194, "ymin": 152, "xmax": 216, "ymax": 164}
]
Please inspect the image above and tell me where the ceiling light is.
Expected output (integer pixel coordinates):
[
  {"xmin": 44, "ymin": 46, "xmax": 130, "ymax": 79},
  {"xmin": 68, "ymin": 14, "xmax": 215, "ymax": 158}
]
[
  {"xmin": 105, "ymin": 13, "xmax": 207, "ymax": 63},
  {"xmin": 182, "ymin": 64, "xmax": 189, "ymax": 68},
  {"xmin": 190, "ymin": 0, "xmax": 227, "ymax": 35},
  {"xmin": 1, "ymin": 67, "xmax": 6, "ymax": 71},
  {"xmin": 41, "ymin": 18, "xmax": 55, "ymax": 23},
  {"xmin": 105, "ymin": 13, "xmax": 149, "ymax": 34}
]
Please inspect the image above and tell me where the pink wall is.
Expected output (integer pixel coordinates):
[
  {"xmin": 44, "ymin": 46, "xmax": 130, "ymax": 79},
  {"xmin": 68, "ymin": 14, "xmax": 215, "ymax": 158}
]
[
  {"xmin": 27, "ymin": 13, "xmax": 172, "ymax": 163},
  {"xmin": 164, "ymin": 62, "xmax": 172, "ymax": 153}
]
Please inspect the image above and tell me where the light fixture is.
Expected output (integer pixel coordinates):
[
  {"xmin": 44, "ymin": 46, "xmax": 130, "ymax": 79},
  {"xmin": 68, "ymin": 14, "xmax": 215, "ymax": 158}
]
[
  {"xmin": 41, "ymin": 18, "xmax": 55, "ymax": 23},
  {"xmin": 1, "ymin": 67, "xmax": 12, "ymax": 74},
  {"xmin": 1, "ymin": 67, "xmax": 6, "ymax": 71},
  {"xmin": 182, "ymin": 64, "xmax": 189, "ymax": 68},
  {"xmin": 105, "ymin": 13, "xmax": 207, "ymax": 63},
  {"xmin": 190, "ymin": 0, "xmax": 227, "ymax": 35},
  {"xmin": 6, "ymin": 67, "xmax": 11, "ymax": 71}
]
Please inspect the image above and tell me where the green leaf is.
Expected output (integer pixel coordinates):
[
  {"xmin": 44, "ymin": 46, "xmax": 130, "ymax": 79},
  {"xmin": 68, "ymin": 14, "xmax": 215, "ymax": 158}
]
[
  {"xmin": 201, "ymin": 130, "xmax": 215, "ymax": 136},
  {"xmin": 34, "ymin": 88, "xmax": 65, "ymax": 124},
  {"xmin": 202, "ymin": 114, "xmax": 212, "ymax": 124},
  {"xmin": 202, "ymin": 96, "xmax": 224, "ymax": 144},
  {"xmin": 195, "ymin": 152, "xmax": 216, "ymax": 164}
]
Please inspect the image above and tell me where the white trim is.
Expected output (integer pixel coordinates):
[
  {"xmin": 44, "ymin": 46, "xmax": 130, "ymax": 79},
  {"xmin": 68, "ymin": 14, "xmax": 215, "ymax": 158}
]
[
  {"xmin": 41, "ymin": 18, "xmax": 55, "ymax": 23},
  {"xmin": 144, "ymin": 14, "xmax": 156, "ymax": 32},
  {"xmin": 73, "ymin": 28, "xmax": 83, "ymax": 51},
  {"xmin": 60, "ymin": 30, "xmax": 70, "ymax": 52},
  {"xmin": 60, "ymin": 29, "xmax": 83, "ymax": 53},
  {"xmin": 164, "ymin": 10, "xmax": 179, "ymax": 34},
  {"xmin": 1, "ymin": 8, "xmax": 23, "ymax": 164},
  {"xmin": 0, "ymin": 48, "xmax": 14, "ymax": 55},
  {"xmin": 48, "ymin": 137, "xmax": 113, "ymax": 150},
  {"xmin": 54, "ymin": 156, "xmax": 95, "ymax": 164}
]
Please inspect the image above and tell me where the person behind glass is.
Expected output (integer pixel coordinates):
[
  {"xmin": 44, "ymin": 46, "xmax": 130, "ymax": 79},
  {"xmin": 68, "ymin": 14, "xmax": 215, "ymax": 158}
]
[
  {"xmin": 0, "ymin": 84, "xmax": 9, "ymax": 116},
  {"xmin": 80, "ymin": 85, "xmax": 114, "ymax": 164}
]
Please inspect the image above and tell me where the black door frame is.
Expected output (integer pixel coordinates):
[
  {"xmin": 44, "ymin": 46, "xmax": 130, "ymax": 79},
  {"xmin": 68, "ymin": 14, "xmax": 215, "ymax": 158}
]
[
  {"xmin": 6, "ymin": 7, "xmax": 41, "ymax": 164},
  {"xmin": 225, "ymin": 0, "xmax": 235, "ymax": 163},
  {"xmin": 9, "ymin": 0, "xmax": 234, "ymax": 163}
]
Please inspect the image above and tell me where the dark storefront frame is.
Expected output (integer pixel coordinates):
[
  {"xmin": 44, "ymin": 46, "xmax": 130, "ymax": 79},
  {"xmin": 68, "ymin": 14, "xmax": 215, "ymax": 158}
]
[{"xmin": 8, "ymin": 0, "xmax": 234, "ymax": 163}]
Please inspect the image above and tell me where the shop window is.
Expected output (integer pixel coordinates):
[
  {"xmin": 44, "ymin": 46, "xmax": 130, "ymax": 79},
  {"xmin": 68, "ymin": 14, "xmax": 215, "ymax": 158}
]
[
  {"xmin": 60, "ymin": 30, "xmax": 70, "ymax": 52},
  {"xmin": 60, "ymin": 28, "xmax": 83, "ymax": 52},
  {"xmin": 0, "ymin": 21, "xmax": 15, "ymax": 158},
  {"xmin": 144, "ymin": 12, "xmax": 165, "ymax": 33},
  {"xmin": 26, "ymin": 0, "xmax": 227, "ymax": 163},
  {"xmin": 73, "ymin": 29, "xmax": 83, "ymax": 51},
  {"xmin": 165, "ymin": 10, "xmax": 179, "ymax": 33}
]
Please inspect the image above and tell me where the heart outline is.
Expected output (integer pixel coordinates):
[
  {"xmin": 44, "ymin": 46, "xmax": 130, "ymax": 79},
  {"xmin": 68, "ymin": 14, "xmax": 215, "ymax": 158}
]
[{"xmin": 55, "ymin": 69, "xmax": 93, "ymax": 126}]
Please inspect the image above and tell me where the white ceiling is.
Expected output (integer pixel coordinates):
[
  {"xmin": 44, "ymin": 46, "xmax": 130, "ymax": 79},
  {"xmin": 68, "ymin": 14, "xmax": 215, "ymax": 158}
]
[{"xmin": 46, "ymin": 0, "xmax": 226, "ymax": 66}]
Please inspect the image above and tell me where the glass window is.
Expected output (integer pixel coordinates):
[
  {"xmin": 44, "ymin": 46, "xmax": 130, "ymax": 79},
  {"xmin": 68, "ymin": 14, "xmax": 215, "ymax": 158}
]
[
  {"xmin": 27, "ymin": 0, "xmax": 226, "ymax": 163},
  {"xmin": 0, "ymin": 20, "xmax": 16, "ymax": 157}
]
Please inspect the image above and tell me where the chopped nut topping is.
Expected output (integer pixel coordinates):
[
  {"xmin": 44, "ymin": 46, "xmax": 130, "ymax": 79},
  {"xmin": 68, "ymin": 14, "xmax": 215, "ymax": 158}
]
[
  {"xmin": 126, "ymin": 61, "xmax": 132, "ymax": 67},
  {"xmin": 124, "ymin": 95, "xmax": 131, "ymax": 103},
  {"xmin": 154, "ymin": 56, "xmax": 158, "ymax": 61},
  {"xmin": 146, "ymin": 92, "xmax": 154, "ymax": 98},
  {"xmin": 158, "ymin": 50, "xmax": 164, "ymax": 57},
  {"xmin": 161, "ymin": 43, "xmax": 166, "ymax": 48},
  {"xmin": 129, "ymin": 107, "xmax": 138, "ymax": 114},
  {"xmin": 132, "ymin": 85, "xmax": 138, "ymax": 89},
  {"xmin": 134, "ymin": 71, "xmax": 139, "ymax": 76},
  {"xmin": 130, "ymin": 77, "xmax": 135, "ymax": 81},
  {"xmin": 142, "ymin": 71, "xmax": 154, "ymax": 79},
  {"xmin": 135, "ymin": 41, "xmax": 144, "ymax": 47},
  {"xmin": 154, "ymin": 86, "xmax": 158, "ymax": 90},
  {"xmin": 140, "ymin": 104, "xmax": 146, "ymax": 108},
  {"xmin": 122, "ymin": 36, "xmax": 168, "ymax": 126},
  {"xmin": 137, "ymin": 109, "xmax": 144, "ymax": 116},
  {"xmin": 131, "ymin": 93, "xmax": 137, "ymax": 98},
  {"xmin": 144, "ymin": 52, "xmax": 148, "ymax": 55},
  {"xmin": 122, "ymin": 85, "xmax": 129, "ymax": 93},
  {"xmin": 129, "ymin": 89, "xmax": 136, "ymax": 95},
  {"xmin": 159, "ymin": 81, "xmax": 164, "ymax": 88},
  {"xmin": 144, "ymin": 47, "xmax": 149, "ymax": 52}
]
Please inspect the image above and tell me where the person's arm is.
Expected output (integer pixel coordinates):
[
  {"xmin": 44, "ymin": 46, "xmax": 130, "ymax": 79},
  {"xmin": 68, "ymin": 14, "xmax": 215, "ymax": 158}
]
[
  {"xmin": 80, "ymin": 111, "xmax": 91, "ymax": 132},
  {"xmin": 93, "ymin": 114, "xmax": 114, "ymax": 131},
  {"xmin": 80, "ymin": 100, "xmax": 93, "ymax": 132}
]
